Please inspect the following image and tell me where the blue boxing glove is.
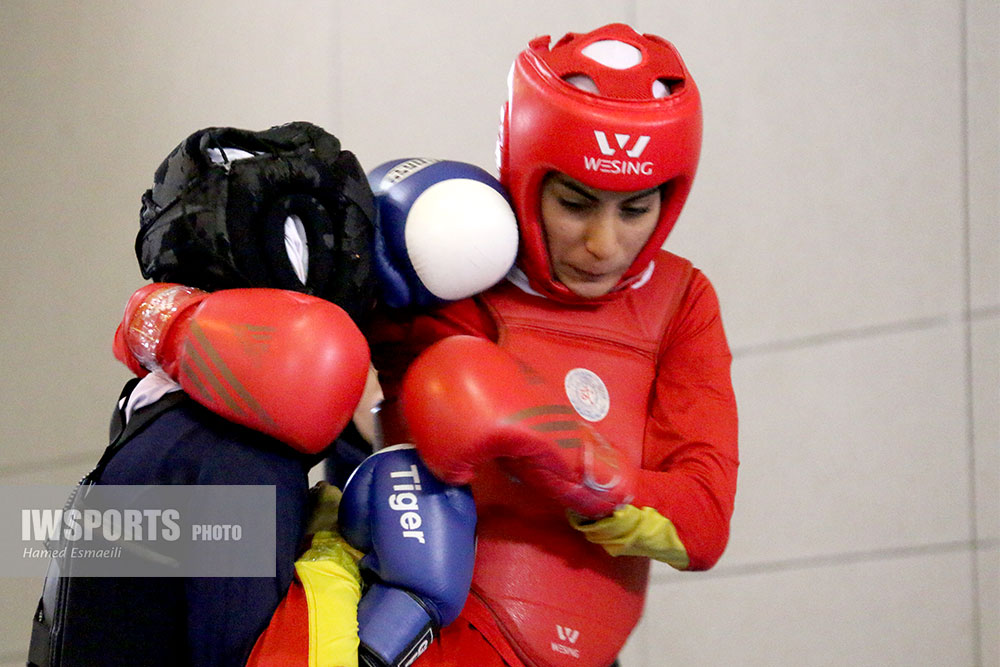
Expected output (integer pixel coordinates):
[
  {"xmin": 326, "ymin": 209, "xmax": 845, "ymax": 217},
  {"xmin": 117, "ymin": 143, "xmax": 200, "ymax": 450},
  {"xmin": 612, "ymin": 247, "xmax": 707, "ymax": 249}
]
[
  {"xmin": 367, "ymin": 158, "xmax": 519, "ymax": 309},
  {"xmin": 339, "ymin": 444, "xmax": 477, "ymax": 667}
]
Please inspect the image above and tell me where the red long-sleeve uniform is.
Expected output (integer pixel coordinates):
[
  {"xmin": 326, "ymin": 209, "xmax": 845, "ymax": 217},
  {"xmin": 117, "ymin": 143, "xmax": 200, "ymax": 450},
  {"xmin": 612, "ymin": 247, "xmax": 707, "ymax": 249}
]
[{"xmin": 372, "ymin": 250, "xmax": 739, "ymax": 667}]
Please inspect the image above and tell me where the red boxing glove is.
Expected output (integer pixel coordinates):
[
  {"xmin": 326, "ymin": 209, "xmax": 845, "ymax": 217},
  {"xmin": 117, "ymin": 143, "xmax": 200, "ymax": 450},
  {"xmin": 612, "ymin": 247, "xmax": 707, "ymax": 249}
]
[
  {"xmin": 401, "ymin": 335, "xmax": 634, "ymax": 519},
  {"xmin": 113, "ymin": 283, "xmax": 370, "ymax": 454}
]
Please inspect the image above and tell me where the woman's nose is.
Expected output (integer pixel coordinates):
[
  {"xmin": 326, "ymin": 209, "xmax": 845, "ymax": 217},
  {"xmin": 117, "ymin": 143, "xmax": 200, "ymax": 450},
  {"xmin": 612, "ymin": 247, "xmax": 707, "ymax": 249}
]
[{"xmin": 583, "ymin": 213, "xmax": 619, "ymax": 260}]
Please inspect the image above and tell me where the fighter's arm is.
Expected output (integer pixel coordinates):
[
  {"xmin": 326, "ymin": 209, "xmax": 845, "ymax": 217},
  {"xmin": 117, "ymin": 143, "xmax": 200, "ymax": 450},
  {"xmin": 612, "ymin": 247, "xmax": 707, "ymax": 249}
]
[
  {"xmin": 368, "ymin": 297, "xmax": 498, "ymax": 447},
  {"xmin": 113, "ymin": 285, "xmax": 371, "ymax": 455},
  {"xmin": 570, "ymin": 271, "xmax": 739, "ymax": 570},
  {"xmin": 113, "ymin": 160, "xmax": 517, "ymax": 455},
  {"xmin": 338, "ymin": 445, "xmax": 476, "ymax": 667},
  {"xmin": 248, "ymin": 447, "xmax": 478, "ymax": 667},
  {"xmin": 401, "ymin": 335, "xmax": 637, "ymax": 520},
  {"xmin": 391, "ymin": 270, "xmax": 737, "ymax": 565}
]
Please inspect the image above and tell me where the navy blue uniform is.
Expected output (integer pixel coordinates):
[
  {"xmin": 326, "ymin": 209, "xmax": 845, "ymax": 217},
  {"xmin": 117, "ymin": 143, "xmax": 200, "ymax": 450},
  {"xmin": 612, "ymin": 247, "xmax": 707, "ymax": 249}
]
[{"xmin": 29, "ymin": 385, "xmax": 314, "ymax": 667}]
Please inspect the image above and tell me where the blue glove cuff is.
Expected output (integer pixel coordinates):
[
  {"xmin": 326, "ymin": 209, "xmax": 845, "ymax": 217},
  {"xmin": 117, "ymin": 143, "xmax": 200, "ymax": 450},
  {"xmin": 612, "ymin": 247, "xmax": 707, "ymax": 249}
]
[{"xmin": 358, "ymin": 583, "xmax": 436, "ymax": 667}]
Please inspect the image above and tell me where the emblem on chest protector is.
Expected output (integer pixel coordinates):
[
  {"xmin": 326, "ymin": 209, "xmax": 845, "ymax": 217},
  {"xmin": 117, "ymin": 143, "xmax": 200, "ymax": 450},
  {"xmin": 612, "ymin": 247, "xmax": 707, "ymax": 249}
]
[{"xmin": 564, "ymin": 368, "xmax": 610, "ymax": 422}]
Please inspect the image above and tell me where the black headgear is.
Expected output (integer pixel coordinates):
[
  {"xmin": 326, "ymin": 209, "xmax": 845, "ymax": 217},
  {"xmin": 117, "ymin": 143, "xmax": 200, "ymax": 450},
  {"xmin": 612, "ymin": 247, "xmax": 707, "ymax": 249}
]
[{"xmin": 136, "ymin": 121, "xmax": 376, "ymax": 325}]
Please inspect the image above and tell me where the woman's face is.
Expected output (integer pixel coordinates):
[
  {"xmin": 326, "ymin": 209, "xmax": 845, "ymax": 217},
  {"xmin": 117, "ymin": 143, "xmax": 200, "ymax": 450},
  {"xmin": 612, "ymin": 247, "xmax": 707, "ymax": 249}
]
[{"xmin": 539, "ymin": 173, "xmax": 661, "ymax": 298}]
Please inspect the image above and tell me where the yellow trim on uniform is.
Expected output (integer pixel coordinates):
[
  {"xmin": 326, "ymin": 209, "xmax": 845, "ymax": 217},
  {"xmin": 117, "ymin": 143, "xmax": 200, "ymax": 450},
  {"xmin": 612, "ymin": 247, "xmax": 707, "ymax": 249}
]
[{"xmin": 568, "ymin": 505, "xmax": 690, "ymax": 570}]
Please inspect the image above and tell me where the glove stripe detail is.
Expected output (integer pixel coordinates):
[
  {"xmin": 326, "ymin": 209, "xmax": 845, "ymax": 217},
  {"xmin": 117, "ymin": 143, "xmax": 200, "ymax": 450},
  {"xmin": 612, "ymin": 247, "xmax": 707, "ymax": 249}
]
[
  {"xmin": 184, "ymin": 321, "xmax": 279, "ymax": 429},
  {"xmin": 177, "ymin": 358, "xmax": 220, "ymax": 407},
  {"xmin": 503, "ymin": 405, "xmax": 576, "ymax": 422},
  {"xmin": 179, "ymin": 351, "xmax": 251, "ymax": 421},
  {"xmin": 528, "ymin": 421, "xmax": 583, "ymax": 432}
]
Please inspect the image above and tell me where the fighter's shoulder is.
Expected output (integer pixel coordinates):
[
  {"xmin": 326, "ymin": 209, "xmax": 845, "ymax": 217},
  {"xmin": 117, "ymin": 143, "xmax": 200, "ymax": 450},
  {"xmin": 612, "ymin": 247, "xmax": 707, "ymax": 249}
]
[{"xmin": 104, "ymin": 398, "xmax": 308, "ymax": 485}]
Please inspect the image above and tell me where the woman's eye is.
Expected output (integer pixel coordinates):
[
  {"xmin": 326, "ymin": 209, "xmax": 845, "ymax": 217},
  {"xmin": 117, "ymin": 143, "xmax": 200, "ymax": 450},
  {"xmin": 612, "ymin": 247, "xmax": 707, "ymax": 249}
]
[
  {"xmin": 621, "ymin": 205, "xmax": 651, "ymax": 219},
  {"xmin": 559, "ymin": 198, "xmax": 590, "ymax": 211}
]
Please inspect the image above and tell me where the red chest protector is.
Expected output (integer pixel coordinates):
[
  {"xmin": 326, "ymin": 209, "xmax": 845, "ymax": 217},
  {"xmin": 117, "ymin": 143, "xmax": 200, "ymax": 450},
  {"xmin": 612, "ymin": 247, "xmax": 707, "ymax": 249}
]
[{"xmin": 467, "ymin": 250, "xmax": 693, "ymax": 667}]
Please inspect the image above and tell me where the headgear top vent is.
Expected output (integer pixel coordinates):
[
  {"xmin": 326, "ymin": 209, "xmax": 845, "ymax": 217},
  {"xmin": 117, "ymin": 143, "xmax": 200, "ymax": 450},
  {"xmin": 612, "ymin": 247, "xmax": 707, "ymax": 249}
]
[{"xmin": 497, "ymin": 23, "xmax": 702, "ymax": 302}]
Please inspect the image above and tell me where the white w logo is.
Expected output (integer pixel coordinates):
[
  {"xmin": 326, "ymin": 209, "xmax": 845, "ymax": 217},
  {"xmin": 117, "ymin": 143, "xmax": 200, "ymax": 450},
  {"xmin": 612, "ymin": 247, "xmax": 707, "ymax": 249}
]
[
  {"xmin": 556, "ymin": 625, "xmax": 580, "ymax": 644},
  {"xmin": 593, "ymin": 131, "xmax": 650, "ymax": 158}
]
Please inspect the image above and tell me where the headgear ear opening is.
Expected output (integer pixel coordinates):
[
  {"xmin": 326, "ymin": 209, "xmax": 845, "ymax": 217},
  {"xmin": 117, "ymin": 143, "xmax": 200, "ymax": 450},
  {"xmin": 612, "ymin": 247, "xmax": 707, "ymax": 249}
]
[
  {"xmin": 260, "ymin": 194, "xmax": 336, "ymax": 293},
  {"xmin": 136, "ymin": 122, "xmax": 377, "ymax": 324}
]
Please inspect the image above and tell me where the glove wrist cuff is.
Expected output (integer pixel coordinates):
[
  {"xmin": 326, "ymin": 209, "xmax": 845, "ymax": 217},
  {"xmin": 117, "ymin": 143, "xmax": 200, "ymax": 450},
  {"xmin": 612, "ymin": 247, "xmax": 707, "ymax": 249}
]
[
  {"xmin": 126, "ymin": 284, "xmax": 207, "ymax": 372},
  {"xmin": 358, "ymin": 583, "xmax": 437, "ymax": 666}
]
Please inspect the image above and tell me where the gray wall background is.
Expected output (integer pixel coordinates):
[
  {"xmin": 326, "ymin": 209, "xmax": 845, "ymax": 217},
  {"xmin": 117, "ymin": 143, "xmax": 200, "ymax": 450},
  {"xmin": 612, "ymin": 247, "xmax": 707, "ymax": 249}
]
[{"xmin": 1, "ymin": 1, "xmax": 997, "ymax": 664}]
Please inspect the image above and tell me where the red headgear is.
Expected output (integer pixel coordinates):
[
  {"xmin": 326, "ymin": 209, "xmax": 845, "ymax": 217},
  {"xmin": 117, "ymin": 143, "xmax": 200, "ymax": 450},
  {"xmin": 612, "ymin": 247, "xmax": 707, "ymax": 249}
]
[{"xmin": 497, "ymin": 23, "xmax": 702, "ymax": 302}]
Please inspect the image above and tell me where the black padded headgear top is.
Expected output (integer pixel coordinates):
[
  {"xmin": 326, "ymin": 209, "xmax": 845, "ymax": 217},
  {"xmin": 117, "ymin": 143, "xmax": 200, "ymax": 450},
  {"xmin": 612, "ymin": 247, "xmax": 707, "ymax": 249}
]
[{"xmin": 137, "ymin": 121, "xmax": 376, "ymax": 325}]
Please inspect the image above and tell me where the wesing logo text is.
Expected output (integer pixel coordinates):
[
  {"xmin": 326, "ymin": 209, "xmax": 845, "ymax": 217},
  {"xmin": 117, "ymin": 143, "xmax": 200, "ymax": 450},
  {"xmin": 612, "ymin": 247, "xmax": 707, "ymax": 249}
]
[
  {"xmin": 551, "ymin": 624, "xmax": 581, "ymax": 658},
  {"xmin": 585, "ymin": 131, "xmax": 654, "ymax": 176}
]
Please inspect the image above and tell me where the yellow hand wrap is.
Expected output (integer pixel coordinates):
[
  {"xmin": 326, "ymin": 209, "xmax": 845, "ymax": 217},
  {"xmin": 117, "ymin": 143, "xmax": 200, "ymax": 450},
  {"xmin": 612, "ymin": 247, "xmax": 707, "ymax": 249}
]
[
  {"xmin": 295, "ymin": 484, "xmax": 365, "ymax": 667},
  {"xmin": 569, "ymin": 505, "xmax": 690, "ymax": 570}
]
